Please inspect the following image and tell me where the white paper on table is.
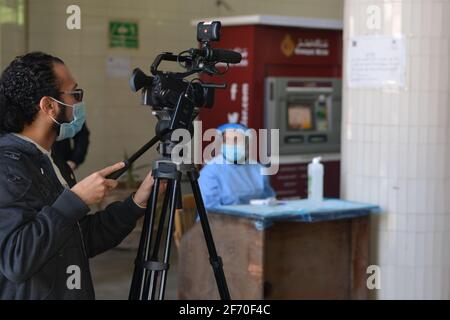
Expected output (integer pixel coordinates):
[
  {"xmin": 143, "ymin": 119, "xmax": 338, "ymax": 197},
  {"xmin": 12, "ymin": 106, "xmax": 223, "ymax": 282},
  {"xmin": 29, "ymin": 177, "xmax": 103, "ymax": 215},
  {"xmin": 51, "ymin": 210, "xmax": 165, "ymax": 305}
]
[{"xmin": 347, "ymin": 36, "xmax": 406, "ymax": 88}]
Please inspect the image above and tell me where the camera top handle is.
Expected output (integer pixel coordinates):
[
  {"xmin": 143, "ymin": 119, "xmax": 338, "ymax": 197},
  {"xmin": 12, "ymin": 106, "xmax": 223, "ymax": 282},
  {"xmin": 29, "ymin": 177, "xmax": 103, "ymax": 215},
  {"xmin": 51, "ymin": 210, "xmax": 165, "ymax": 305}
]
[{"xmin": 150, "ymin": 52, "xmax": 195, "ymax": 77}]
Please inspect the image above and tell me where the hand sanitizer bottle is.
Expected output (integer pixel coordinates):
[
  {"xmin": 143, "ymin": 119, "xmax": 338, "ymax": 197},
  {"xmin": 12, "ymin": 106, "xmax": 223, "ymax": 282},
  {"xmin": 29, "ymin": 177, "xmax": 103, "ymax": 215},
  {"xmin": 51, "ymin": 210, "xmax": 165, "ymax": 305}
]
[{"xmin": 307, "ymin": 157, "xmax": 324, "ymax": 205}]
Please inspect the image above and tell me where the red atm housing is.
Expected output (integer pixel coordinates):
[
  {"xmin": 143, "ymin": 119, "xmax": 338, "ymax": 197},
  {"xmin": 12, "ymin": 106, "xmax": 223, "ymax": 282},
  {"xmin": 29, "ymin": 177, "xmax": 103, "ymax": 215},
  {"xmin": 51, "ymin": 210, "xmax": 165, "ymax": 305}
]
[{"xmin": 198, "ymin": 16, "xmax": 343, "ymax": 199}]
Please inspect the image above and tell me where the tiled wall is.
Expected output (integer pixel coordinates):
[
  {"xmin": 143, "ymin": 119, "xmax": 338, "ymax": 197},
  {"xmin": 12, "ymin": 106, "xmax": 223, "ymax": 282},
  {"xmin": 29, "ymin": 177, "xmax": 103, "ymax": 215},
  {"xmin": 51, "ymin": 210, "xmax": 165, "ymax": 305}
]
[
  {"xmin": 22, "ymin": 0, "xmax": 343, "ymax": 180},
  {"xmin": 0, "ymin": 0, "xmax": 26, "ymax": 68},
  {"xmin": 342, "ymin": 0, "xmax": 450, "ymax": 299}
]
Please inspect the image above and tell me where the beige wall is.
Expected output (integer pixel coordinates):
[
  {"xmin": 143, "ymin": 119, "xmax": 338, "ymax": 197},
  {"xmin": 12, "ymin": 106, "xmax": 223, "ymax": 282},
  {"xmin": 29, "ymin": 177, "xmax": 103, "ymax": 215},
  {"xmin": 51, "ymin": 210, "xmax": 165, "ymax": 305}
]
[
  {"xmin": 21, "ymin": 0, "xmax": 343, "ymax": 180},
  {"xmin": 0, "ymin": 0, "xmax": 26, "ymax": 68}
]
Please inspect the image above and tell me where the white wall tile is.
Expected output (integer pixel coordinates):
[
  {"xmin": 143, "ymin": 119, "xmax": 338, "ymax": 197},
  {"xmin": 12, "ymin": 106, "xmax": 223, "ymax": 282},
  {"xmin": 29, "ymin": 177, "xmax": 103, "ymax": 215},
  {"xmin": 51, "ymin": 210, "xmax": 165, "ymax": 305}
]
[{"xmin": 344, "ymin": 0, "xmax": 450, "ymax": 299}]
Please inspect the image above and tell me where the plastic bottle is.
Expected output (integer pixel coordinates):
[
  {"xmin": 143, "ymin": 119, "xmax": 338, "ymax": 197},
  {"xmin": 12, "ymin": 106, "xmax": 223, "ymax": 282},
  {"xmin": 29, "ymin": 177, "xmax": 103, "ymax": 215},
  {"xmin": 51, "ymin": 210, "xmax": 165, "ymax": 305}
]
[{"xmin": 307, "ymin": 156, "xmax": 324, "ymax": 205}]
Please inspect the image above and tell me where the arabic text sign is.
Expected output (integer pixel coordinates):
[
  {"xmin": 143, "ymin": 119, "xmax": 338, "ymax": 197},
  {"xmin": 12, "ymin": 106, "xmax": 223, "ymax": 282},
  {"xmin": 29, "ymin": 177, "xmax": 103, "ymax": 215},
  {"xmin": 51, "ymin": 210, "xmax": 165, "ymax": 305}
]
[
  {"xmin": 295, "ymin": 38, "xmax": 329, "ymax": 56},
  {"xmin": 281, "ymin": 35, "xmax": 330, "ymax": 57},
  {"xmin": 347, "ymin": 36, "xmax": 406, "ymax": 88}
]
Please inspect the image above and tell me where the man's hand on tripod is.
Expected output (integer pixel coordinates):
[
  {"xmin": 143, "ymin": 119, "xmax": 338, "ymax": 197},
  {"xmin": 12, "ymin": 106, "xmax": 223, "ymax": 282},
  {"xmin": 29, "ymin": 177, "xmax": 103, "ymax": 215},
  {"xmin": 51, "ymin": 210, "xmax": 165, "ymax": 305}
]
[
  {"xmin": 132, "ymin": 171, "xmax": 155, "ymax": 208},
  {"xmin": 71, "ymin": 162, "xmax": 125, "ymax": 206}
]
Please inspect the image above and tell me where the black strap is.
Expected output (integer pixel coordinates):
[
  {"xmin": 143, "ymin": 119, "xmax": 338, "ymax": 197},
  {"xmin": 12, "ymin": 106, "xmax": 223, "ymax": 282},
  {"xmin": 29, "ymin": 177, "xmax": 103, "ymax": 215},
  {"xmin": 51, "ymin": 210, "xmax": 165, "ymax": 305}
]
[{"xmin": 209, "ymin": 256, "xmax": 223, "ymax": 269}]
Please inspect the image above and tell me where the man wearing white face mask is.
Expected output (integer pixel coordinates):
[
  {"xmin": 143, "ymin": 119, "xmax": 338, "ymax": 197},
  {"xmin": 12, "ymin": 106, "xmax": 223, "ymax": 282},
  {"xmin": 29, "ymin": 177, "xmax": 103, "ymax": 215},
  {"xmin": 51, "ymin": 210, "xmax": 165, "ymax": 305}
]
[
  {"xmin": 198, "ymin": 123, "xmax": 276, "ymax": 209},
  {"xmin": 0, "ymin": 52, "xmax": 155, "ymax": 299}
]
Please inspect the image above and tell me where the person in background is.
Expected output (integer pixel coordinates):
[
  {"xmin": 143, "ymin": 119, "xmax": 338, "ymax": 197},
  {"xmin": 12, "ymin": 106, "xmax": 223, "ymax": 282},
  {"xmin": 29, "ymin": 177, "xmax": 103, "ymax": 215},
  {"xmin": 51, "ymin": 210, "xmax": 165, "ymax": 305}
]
[
  {"xmin": 53, "ymin": 122, "xmax": 90, "ymax": 171},
  {"xmin": 198, "ymin": 123, "xmax": 276, "ymax": 209}
]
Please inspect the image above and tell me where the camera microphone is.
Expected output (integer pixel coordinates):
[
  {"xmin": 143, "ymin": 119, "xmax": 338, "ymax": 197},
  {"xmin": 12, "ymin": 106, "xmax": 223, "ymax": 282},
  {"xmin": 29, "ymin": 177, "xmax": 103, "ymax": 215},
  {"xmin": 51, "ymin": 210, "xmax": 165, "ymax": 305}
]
[{"xmin": 191, "ymin": 48, "xmax": 242, "ymax": 64}]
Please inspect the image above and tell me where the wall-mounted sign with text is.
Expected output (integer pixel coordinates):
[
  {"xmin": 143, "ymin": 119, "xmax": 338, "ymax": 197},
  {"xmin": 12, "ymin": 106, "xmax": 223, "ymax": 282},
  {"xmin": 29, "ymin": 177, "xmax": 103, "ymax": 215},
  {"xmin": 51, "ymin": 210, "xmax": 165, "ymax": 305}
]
[
  {"xmin": 347, "ymin": 36, "xmax": 406, "ymax": 88},
  {"xmin": 109, "ymin": 20, "xmax": 139, "ymax": 49},
  {"xmin": 281, "ymin": 34, "xmax": 330, "ymax": 57}
]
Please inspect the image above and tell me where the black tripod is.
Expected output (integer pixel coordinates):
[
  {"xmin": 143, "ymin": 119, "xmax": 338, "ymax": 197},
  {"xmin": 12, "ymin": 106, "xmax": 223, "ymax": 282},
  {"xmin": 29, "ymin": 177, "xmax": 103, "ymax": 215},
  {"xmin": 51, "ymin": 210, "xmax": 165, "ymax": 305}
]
[{"xmin": 108, "ymin": 135, "xmax": 230, "ymax": 300}]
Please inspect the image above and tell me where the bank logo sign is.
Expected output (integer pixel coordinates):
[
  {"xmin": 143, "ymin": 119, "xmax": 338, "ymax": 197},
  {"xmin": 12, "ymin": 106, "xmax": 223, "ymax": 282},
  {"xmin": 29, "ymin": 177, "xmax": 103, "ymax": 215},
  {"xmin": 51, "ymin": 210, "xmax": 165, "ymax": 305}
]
[{"xmin": 281, "ymin": 34, "xmax": 330, "ymax": 57}]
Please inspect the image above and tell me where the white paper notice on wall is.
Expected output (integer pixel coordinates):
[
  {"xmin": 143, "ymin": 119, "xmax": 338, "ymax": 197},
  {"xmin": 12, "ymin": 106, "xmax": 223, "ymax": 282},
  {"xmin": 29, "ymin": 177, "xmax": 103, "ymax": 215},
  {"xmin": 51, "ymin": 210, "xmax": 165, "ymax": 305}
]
[
  {"xmin": 347, "ymin": 36, "xmax": 406, "ymax": 88},
  {"xmin": 106, "ymin": 56, "xmax": 131, "ymax": 78}
]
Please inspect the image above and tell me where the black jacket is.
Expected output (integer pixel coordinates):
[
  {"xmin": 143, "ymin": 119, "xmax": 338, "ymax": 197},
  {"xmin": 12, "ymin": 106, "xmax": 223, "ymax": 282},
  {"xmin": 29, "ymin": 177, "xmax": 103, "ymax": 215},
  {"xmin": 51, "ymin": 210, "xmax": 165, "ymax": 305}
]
[
  {"xmin": 0, "ymin": 133, "xmax": 145, "ymax": 300},
  {"xmin": 52, "ymin": 123, "xmax": 90, "ymax": 167}
]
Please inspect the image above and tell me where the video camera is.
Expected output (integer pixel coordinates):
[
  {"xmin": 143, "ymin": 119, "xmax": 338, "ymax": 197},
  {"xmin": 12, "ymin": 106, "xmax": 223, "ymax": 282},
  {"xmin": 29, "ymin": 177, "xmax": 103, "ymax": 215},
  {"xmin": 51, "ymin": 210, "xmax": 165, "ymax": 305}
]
[
  {"xmin": 108, "ymin": 23, "xmax": 236, "ymax": 300},
  {"xmin": 129, "ymin": 21, "xmax": 242, "ymax": 142}
]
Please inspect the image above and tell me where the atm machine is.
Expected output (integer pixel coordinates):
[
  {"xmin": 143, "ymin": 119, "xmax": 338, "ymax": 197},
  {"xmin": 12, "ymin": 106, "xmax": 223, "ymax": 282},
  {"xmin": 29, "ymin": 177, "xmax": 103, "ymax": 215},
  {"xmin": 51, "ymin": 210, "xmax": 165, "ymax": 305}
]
[
  {"xmin": 197, "ymin": 15, "xmax": 343, "ymax": 198},
  {"xmin": 265, "ymin": 77, "xmax": 341, "ymax": 198}
]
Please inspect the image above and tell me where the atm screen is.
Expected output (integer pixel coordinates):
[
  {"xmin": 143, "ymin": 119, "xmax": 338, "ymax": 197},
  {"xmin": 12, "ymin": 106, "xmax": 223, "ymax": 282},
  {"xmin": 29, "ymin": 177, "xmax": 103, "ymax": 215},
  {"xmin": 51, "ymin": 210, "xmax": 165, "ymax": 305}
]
[{"xmin": 287, "ymin": 104, "xmax": 314, "ymax": 130}]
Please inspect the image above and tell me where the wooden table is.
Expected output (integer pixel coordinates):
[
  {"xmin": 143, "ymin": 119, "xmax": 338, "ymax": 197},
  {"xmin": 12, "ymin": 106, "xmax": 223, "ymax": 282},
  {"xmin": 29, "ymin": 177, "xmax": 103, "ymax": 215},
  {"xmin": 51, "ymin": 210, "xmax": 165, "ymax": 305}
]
[{"xmin": 177, "ymin": 199, "xmax": 379, "ymax": 300}]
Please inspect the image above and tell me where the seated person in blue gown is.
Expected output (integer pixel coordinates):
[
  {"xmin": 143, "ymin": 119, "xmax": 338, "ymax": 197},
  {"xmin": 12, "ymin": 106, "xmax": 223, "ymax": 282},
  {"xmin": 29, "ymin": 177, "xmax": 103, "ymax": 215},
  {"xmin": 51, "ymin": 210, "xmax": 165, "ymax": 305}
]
[{"xmin": 198, "ymin": 123, "xmax": 276, "ymax": 210}]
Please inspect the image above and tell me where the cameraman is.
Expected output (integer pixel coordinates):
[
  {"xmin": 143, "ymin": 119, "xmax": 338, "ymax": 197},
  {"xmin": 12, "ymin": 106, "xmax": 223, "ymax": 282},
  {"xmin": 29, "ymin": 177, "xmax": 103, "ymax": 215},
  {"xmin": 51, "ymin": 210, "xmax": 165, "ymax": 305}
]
[{"xmin": 0, "ymin": 52, "xmax": 154, "ymax": 300}]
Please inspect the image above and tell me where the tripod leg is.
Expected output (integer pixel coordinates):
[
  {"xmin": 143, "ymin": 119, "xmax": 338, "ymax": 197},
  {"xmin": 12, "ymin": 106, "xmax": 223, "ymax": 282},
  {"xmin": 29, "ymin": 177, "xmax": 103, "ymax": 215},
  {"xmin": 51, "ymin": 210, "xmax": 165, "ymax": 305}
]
[
  {"xmin": 150, "ymin": 180, "xmax": 172, "ymax": 260},
  {"xmin": 138, "ymin": 178, "xmax": 161, "ymax": 299},
  {"xmin": 137, "ymin": 161, "xmax": 181, "ymax": 300},
  {"xmin": 157, "ymin": 179, "xmax": 179, "ymax": 300},
  {"xmin": 128, "ymin": 159, "xmax": 184, "ymax": 300},
  {"xmin": 142, "ymin": 180, "xmax": 172, "ymax": 297},
  {"xmin": 129, "ymin": 180, "xmax": 160, "ymax": 300},
  {"xmin": 145, "ymin": 180, "xmax": 172, "ymax": 298},
  {"xmin": 188, "ymin": 171, "xmax": 231, "ymax": 300}
]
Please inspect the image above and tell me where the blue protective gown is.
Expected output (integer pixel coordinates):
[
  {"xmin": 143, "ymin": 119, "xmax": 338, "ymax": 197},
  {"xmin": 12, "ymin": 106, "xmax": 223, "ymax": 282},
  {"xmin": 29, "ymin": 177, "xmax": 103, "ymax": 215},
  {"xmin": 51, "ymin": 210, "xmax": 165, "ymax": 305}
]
[{"xmin": 198, "ymin": 155, "xmax": 276, "ymax": 210}]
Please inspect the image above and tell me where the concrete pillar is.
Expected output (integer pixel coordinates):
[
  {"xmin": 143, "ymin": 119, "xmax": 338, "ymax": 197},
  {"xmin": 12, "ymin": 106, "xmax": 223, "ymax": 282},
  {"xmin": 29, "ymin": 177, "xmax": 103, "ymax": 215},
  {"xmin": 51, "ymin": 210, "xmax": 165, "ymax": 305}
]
[{"xmin": 342, "ymin": 0, "xmax": 450, "ymax": 299}]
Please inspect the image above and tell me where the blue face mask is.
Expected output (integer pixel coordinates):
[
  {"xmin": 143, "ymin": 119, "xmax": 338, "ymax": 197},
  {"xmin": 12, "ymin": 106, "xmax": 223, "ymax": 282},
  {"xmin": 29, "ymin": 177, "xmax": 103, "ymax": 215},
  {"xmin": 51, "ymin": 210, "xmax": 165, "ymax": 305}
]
[
  {"xmin": 50, "ymin": 98, "xmax": 86, "ymax": 141},
  {"xmin": 222, "ymin": 143, "xmax": 246, "ymax": 164}
]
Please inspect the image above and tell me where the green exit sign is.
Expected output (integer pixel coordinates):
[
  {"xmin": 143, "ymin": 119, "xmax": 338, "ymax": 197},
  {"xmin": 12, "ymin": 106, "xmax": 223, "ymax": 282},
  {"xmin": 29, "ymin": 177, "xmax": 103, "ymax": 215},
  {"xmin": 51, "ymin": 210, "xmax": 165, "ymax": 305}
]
[{"xmin": 109, "ymin": 21, "xmax": 139, "ymax": 49}]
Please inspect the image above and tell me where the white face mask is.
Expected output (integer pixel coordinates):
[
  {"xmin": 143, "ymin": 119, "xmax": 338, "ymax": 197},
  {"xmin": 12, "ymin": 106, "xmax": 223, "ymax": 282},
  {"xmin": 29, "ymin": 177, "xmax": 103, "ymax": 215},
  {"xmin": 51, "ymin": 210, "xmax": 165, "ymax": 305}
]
[
  {"xmin": 222, "ymin": 143, "xmax": 246, "ymax": 164},
  {"xmin": 49, "ymin": 97, "xmax": 86, "ymax": 141}
]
